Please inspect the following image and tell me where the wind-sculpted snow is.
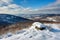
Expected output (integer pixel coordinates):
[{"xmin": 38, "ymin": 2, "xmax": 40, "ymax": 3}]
[{"xmin": 0, "ymin": 22, "xmax": 60, "ymax": 40}]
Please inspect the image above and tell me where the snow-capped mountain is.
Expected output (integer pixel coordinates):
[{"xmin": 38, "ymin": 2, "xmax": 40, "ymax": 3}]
[
  {"xmin": 1, "ymin": 22, "xmax": 60, "ymax": 40},
  {"xmin": 0, "ymin": 14, "xmax": 31, "ymax": 26}
]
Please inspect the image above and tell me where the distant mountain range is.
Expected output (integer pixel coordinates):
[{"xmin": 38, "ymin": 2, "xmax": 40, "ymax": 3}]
[
  {"xmin": 0, "ymin": 14, "xmax": 32, "ymax": 26},
  {"xmin": 0, "ymin": 14, "xmax": 60, "ymax": 26},
  {"xmin": 18, "ymin": 14, "xmax": 60, "ymax": 19}
]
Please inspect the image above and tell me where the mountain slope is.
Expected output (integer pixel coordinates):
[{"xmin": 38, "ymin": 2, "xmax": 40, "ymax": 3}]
[{"xmin": 0, "ymin": 14, "xmax": 32, "ymax": 26}]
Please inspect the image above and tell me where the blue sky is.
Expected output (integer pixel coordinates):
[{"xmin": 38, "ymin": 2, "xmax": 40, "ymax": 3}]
[{"xmin": 13, "ymin": 0, "xmax": 56, "ymax": 9}]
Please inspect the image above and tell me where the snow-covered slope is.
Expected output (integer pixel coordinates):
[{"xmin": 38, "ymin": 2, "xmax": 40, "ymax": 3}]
[{"xmin": 0, "ymin": 22, "xmax": 60, "ymax": 40}]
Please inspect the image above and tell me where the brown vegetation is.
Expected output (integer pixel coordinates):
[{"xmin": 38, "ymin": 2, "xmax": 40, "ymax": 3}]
[
  {"xmin": 0, "ymin": 22, "xmax": 33, "ymax": 35},
  {"xmin": 0, "ymin": 20, "xmax": 60, "ymax": 35}
]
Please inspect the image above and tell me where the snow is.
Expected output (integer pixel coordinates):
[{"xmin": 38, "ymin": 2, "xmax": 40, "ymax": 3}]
[
  {"xmin": 32, "ymin": 22, "xmax": 46, "ymax": 28},
  {"xmin": 45, "ymin": 23, "xmax": 60, "ymax": 30},
  {"xmin": 0, "ymin": 22, "xmax": 60, "ymax": 40}
]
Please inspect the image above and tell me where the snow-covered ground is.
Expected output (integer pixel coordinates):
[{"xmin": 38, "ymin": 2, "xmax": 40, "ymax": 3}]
[{"xmin": 0, "ymin": 22, "xmax": 60, "ymax": 40}]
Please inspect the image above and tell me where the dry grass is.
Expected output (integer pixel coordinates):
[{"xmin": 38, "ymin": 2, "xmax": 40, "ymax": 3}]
[
  {"xmin": 0, "ymin": 22, "xmax": 33, "ymax": 35},
  {"xmin": 0, "ymin": 21, "xmax": 60, "ymax": 35}
]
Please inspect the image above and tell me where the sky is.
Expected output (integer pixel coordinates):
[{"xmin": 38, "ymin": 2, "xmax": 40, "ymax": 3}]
[
  {"xmin": 0, "ymin": 0, "xmax": 60, "ymax": 14},
  {"xmin": 13, "ymin": 0, "xmax": 56, "ymax": 9}
]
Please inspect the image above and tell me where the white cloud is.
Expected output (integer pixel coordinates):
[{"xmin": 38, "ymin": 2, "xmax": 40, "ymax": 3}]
[
  {"xmin": 30, "ymin": 0, "xmax": 60, "ymax": 14},
  {"xmin": 18, "ymin": 0, "xmax": 60, "ymax": 14},
  {"xmin": 0, "ymin": 0, "xmax": 12, "ymax": 6},
  {"xmin": 0, "ymin": 0, "xmax": 60, "ymax": 15},
  {"xmin": 0, "ymin": 0, "xmax": 33, "ymax": 14},
  {"xmin": 0, "ymin": 4, "xmax": 22, "ymax": 14},
  {"xmin": 0, "ymin": 0, "xmax": 23, "ymax": 14},
  {"xmin": 1, "ymin": 0, "xmax": 12, "ymax": 3}
]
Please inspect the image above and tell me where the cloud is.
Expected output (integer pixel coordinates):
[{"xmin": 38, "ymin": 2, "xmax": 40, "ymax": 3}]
[
  {"xmin": 0, "ymin": 2, "xmax": 32, "ymax": 14},
  {"xmin": 0, "ymin": 0, "xmax": 23, "ymax": 14},
  {"xmin": 1, "ymin": 0, "xmax": 12, "ymax": 3},
  {"xmin": 0, "ymin": 0, "xmax": 33, "ymax": 15},
  {"xmin": 55, "ymin": 0, "xmax": 60, "ymax": 4},
  {"xmin": 0, "ymin": 0, "xmax": 13, "ymax": 6},
  {"xmin": 42, "ymin": 0, "xmax": 60, "ymax": 7},
  {"xmin": 0, "ymin": 4, "xmax": 22, "ymax": 14},
  {"xmin": 18, "ymin": 0, "xmax": 60, "ymax": 14},
  {"xmin": 0, "ymin": 0, "xmax": 60, "ymax": 15},
  {"xmin": 30, "ymin": 0, "xmax": 60, "ymax": 14},
  {"xmin": 19, "ymin": 0, "xmax": 60, "ymax": 14}
]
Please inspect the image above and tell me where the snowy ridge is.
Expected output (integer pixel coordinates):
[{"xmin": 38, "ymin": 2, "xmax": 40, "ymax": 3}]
[{"xmin": 1, "ymin": 22, "xmax": 60, "ymax": 40}]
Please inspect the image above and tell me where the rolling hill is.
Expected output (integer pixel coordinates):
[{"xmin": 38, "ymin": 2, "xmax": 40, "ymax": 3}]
[{"xmin": 0, "ymin": 14, "xmax": 32, "ymax": 26}]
